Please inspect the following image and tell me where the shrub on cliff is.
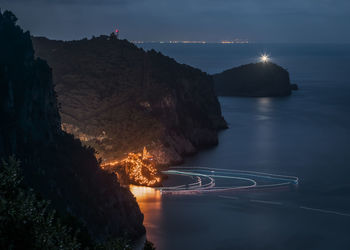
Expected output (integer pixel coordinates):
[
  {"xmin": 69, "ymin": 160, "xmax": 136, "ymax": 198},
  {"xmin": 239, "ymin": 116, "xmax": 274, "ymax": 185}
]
[
  {"xmin": 0, "ymin": 157, "xmax": 143, "ymax": 250},
  {"xmin": 0, "ymin": 157, "xmax": 81, "ymax": 249}
]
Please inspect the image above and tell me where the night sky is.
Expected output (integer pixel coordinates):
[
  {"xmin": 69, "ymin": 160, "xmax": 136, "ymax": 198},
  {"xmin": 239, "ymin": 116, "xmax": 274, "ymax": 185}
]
[{"xmin": 1, "ymin": 0, "xmax": 350, "ymax": 43}]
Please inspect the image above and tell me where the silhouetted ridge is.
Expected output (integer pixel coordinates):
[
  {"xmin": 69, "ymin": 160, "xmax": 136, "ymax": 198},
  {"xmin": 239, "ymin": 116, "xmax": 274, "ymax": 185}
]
[
  {"xmin": 0, "ymin": 10, "xmax": 145, "ymax": 242},
  {"xmin": 0, "ymin": 11, "xmax": 60, "ymax": 156}
]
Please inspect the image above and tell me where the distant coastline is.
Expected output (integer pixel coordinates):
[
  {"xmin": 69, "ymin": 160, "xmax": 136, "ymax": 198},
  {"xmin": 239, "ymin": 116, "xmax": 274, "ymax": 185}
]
[{"xmin": 131, "ymin": 40, "xmax": 249, "ymax": 44}]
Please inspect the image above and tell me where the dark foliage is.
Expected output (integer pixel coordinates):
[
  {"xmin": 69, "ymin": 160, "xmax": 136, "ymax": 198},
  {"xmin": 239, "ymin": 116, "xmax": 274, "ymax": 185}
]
[
  {"xmin": 0, "ymin": 158, "xmax": 143, "ymax": 249},
  {"xmin": 144, "ymin": 240, "xmax": 156, "ymax": 250},
  {"xmin": 0, "ymin": 158, "xmax": 81, "ymax": 249}
]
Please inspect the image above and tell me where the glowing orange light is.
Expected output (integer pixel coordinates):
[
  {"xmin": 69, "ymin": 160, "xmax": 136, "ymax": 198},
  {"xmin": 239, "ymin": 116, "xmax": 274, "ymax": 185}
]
[{"xmin": 101, "ymin": 147, "xmax": 161, "ymax": 187}]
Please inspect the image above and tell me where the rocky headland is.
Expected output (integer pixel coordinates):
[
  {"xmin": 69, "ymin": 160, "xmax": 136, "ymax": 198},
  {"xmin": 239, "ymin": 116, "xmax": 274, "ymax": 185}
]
[
  {"xmin": 32, "ymin": 35, "xmax": 227, "ymax": 166},
  {"xmin": 213, "ymin": 62, "xmax": 298, "ymax": 97}
]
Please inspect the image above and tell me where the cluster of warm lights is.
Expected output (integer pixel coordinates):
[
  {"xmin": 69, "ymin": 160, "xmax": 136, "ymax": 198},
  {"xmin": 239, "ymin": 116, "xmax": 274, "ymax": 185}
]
[{"xmin": 101, "ymin": 147, "xmax": 161, "ymax": 187}]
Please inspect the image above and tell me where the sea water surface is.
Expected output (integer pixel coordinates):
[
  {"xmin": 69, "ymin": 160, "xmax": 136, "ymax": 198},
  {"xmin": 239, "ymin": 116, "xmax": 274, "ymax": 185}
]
[{"xmin": 133, "ymin": 43, "xmax": 350, "ymax": 250}]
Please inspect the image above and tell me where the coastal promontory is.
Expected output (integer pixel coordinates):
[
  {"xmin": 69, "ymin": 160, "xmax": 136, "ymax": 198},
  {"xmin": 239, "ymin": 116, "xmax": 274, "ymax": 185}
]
[{"xmin": 32, "ymin": 35, "xmax": 227, "ymax": 167}]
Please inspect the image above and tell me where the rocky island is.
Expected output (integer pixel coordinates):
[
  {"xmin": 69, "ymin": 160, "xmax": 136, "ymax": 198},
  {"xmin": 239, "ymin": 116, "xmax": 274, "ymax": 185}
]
[
  {"xmin": 213, "ymin": 62, "xmax": 298, "ymax": 97},
  {"xmin": 32, "ymin": 35, "xmax": 227, "ymax": 171}
]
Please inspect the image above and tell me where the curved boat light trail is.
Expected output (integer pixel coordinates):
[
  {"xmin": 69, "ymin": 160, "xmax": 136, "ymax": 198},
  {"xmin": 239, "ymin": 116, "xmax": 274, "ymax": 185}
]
[
  {"xmin": 157, "ymin": 167, "xmax": 299, "ymax": 195},
  {"xmin": 154, "ymin": 168, "xmax": 350, "ymax": 218}
]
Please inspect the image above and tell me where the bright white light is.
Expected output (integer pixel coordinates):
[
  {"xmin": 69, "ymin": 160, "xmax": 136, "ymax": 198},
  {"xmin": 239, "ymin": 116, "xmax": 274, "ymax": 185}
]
[{"xmin": 260, "ymin": 54, "xmax": 270, "ymax": 63}]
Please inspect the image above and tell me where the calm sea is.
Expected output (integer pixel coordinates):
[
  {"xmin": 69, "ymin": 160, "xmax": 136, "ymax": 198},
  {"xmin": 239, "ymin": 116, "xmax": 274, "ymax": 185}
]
[{"xmin": 133, "ymin": 43, "xmax": 350, "ymax": 250}]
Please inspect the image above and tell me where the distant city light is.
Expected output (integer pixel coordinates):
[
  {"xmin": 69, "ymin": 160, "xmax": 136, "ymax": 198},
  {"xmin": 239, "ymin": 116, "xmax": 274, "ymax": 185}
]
[
  {"xmin": 130, "ymin": 40, "xmax": 249, "ymax": 44},
  {"xmin": 260, "ymin": 54, "xmax": 270, "ymax": 63}
]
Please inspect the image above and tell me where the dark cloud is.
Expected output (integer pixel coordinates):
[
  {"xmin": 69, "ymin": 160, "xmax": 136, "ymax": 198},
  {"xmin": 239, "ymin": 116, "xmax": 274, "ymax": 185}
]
[{"xmin": 1, "ymin": 0, "xmax": 349, "ymax": 42}]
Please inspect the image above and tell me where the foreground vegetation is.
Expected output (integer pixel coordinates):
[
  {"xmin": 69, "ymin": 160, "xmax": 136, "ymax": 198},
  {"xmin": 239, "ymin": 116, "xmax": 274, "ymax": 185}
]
[{"xmin": 0, "ymin": 157, "xmax": 149, "ymax": 249}]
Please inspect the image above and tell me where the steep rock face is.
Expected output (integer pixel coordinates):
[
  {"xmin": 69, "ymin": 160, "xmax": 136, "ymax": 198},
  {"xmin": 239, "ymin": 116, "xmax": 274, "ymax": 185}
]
[
  {"xmin": 0, "ymin": 11, "xmax": 144, "ymax": 241},
  {"xmin": 213, "ymin": 62, "xmax": 296, "ymax": 97},
  {"xmin": 0, "ymin": 13, "xmax": 60, "ymax": 156},
  {"xmin": 33, "ymin": 35, "xmax": 227, "ymax": 165}
]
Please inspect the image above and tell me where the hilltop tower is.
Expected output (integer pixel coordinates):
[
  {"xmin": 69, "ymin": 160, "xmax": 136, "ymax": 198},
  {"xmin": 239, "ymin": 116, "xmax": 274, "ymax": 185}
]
[{"xmin": 115, "ymin": 28, "xmax": 119, "ymax": 39}]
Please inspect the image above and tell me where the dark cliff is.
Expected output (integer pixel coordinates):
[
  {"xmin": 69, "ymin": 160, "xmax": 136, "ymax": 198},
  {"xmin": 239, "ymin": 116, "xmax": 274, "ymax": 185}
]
[
  {"xmin": 0, "ymin": 11, "xmax": 144, "ymax": 241},
  {"xmin": 32, "ymin": 35, "xmax": 227, "ymax": 165},
  {"xmin": 213, "ymin": 62, "xmax": 296, "ymax": 97}
]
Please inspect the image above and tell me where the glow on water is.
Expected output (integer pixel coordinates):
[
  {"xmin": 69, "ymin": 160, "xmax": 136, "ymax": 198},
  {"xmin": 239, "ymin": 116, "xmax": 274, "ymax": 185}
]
[
  {"xmin": 129, "ymin": 185, "xmax": 161, "ymax": 201},
  {"xmin": 129, "ymin": 185, "xmax": 162, "ymax": 241}
]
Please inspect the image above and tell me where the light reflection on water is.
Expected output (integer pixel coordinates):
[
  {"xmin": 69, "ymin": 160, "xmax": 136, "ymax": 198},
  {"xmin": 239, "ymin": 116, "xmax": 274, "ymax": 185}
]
[
  {"xmin": 257, "ymin": 97, "xmax": 272, "ymax": 112},
  {"xmin": 129, "ymin": 185, "xmax": 162, "ymax": 243}
]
